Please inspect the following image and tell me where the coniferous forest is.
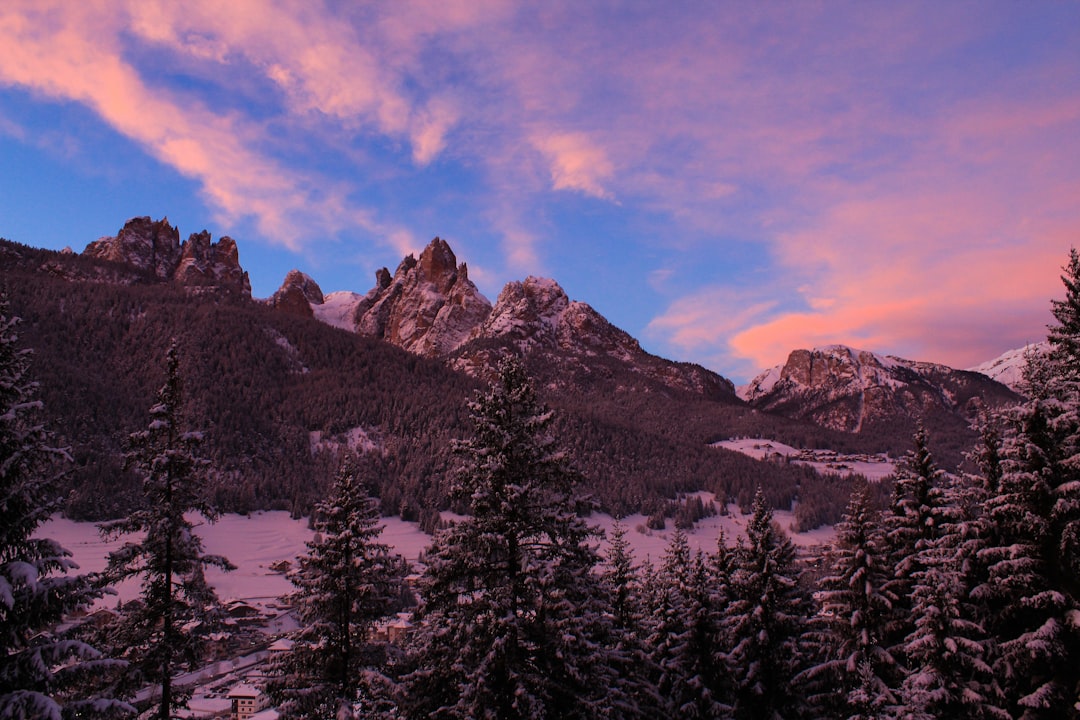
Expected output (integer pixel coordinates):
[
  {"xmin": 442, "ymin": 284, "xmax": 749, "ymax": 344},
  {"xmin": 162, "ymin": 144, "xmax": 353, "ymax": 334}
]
[{"xmin": 3, "ymin": 250, "xmax": 1080, "ymax": 718}]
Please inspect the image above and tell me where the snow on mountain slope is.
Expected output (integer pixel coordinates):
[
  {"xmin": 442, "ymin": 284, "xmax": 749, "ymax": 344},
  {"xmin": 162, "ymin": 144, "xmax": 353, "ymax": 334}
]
[
  {"xmin": 742, "ymin": 344, "xmax": 1019, "ymax": 433},
  {"xmin": 311, "ymin": 291, "xmax": 364, "ymax": 331},
  {"xmin": 968, "ymin": 341, "xmax": 1047, "ymax": 392}
]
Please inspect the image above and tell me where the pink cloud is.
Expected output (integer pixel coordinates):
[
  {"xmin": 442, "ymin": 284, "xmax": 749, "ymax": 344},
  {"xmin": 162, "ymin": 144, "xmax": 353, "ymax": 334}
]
[
  {"xmin": 531, "ymin": 132, "xmax": 616, "ymax": 200},
  {"xmin": 0, "ymin": 0, "xmax": 423, "ymax": 252}
]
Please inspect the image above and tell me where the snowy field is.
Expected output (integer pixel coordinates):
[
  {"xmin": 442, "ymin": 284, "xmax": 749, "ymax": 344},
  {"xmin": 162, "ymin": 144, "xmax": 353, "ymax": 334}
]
[
  {"xmin": 715, "ymin": 438, "xmax": 896, "ymax": 481},
  {"xmin": 38, "ymin": 500, "xmax": 835, "ymax": 607}
]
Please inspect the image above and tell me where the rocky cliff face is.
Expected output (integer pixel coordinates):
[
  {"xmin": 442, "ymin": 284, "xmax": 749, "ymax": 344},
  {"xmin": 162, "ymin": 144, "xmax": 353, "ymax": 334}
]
[
  {"xmin": 290, "ymin": 239, "xmax": 736, "ymax": 400},
  {"xmin": 450, "ymin": 276, "xmax": 735, "ymax": 399},
  {"xmin": 269, "ymin": 270, "xmax": 325, "ymax": 317},
  {"xmin": 742, "ymin": 345, "xmax": 1019, "ymax": 433},
  {"xmin": 83, "ymin": 216, "xmax": 251, "ymax": 296},
  {"xmin": 349, "ymin": 237, "xmax": 493, "ymax": 357}
]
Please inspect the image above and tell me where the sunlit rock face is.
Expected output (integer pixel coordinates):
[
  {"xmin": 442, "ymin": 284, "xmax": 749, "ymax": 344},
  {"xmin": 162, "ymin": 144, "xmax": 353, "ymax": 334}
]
[
  {"xmin": 269, "ymin": 270, "xmax": 325, "ymax": 318},
  {"xmin": 350, "ymin": 237, "xmax": 493, "ymax": 357},
  {"xmin": 742, "ymin": 345, "xmax": 1020, "ymax": 433},
  {"xmin": 83, "ymin": 216, "xmax": 251, "ymax": 296}
]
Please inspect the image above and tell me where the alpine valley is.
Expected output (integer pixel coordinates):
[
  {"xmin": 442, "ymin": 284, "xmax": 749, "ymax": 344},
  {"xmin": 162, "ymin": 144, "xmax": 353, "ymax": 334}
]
[{"xmin": 0, "ymin": 216, "xmax": 1023, "ymax": 528}]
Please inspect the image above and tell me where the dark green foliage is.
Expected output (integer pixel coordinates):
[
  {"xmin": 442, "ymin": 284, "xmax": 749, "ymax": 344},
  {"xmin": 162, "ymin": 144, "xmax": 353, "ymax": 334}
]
[
  {"xmin": 0, "ymin": 297, "xmax": 130, "ymax": 719},
  {"xmin": 403, "ymin": 359, "xmax": 621, "ymax": 719},
  {"xmin": 99, "ymin": 344, "xmax": 234, "ymax": 719},
  {"xmin": 268, "ymin": 456, "xmax": 409, "ymax": 718}
]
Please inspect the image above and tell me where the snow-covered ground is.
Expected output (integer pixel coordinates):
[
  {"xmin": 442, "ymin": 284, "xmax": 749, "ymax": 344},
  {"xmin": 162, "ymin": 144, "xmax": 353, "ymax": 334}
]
[
  {"xmin": 39, "ymin": 501, "xmax": 834, "ymax": 607},
  {"xmin": 715, "ymin": 438, "xmax": 896, "ymax": 481}
]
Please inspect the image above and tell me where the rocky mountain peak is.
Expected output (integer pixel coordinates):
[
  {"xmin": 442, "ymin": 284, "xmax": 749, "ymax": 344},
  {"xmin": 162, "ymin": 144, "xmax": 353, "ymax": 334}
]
[
  {"xmin": 351, "ymin": 237, "xmax": 492, "ymax": 357},
  {"xmin": 474, "ymin": 276, "xmax": 571, "ymax": 343},
  {"xmin": 453, "ymin": 275, "xmax": 735, "ymax": 398},
  {"xmin": 743, "ymin": 344, "xmax": 1019, "ymax": 434},
  {"xmin": 82, "ymin": 216, "xmax": 250, "ymax": 296},
  {"xmin": 270, "ymin": 270, "xmax": 325, "ymax": 317},
  {"xmin": 84, "ymin": 216, "xmax": 181, "ymax": 278},
  {"xmin": 418, "ymin": 236, "xmax": 460, "ymax": 293}
]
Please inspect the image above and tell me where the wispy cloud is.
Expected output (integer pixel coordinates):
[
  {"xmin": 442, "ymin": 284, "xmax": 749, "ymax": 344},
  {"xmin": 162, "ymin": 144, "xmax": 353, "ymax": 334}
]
[
  {"xmin": 0, "ymin": 0, "xmax": 432, "ymax": 252},
  {"xmin": 1, "ymin": 1, "xmax": 1077, "ymax": 377}
]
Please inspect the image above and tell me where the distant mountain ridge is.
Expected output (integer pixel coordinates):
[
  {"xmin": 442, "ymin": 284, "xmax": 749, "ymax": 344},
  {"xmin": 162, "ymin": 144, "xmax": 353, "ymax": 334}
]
[
  {"xmin": 0, "ymin": 231, "xmax": 844, "ymax": 525},
  {"xmin": 83, "ymin": 216, "xmax": 251, "ymax": 296},
  {"xmin": 741, "ymin": 345, "xmax": 1020, "ymax": 438},
  {"xmin": 0, "ymin": 214, "xmax": 1034, "ymax": 527},
  {"xmin": 967, "ymin": 342, "xmax": 1047, "ymax": 392},
  {"xmin": 269, "ymin": 237, "xmax": 737, "ymax": 400}
]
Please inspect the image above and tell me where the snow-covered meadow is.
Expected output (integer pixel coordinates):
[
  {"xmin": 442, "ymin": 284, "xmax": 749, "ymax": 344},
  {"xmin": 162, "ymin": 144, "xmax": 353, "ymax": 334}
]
[
  {"xmin": 39, "ymin": 500, "xmax": 835, "ymax": 607},
  {"xmin": 715, "ymin": 437, "xmax": 896, "ymax": 481}
]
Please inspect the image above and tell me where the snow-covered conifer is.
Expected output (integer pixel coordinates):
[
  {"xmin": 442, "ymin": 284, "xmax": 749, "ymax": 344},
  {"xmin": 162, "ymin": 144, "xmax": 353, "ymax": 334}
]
[
  {"xmin": 99, "ymin": 343, "xmax": 234, "ymax": 719},
  {"xmin": 801, "ymin": 480, "xmax": 897, "ymax": 719},
  {"xmin": 602, "ymin": 520, "xmax": 662, "ymax": 717},
  {"xmin": 725, "ymin": 487, "xmax": 810, "ymax": 720},
  {"xmin": 0, "ymin": 297, "xmax": 130, "ymax": 719},
  {"xmin": 642, "ymin": 529, "xmax": 725, "ymax": 718},
  {"xmin": 879, "ymin": 426, "xmax": 948, "ymax": 670},
  {"xmin": 1048, "ymin": 247, "xmax": 1080, "ymax": 382},
  {"xmin": 972, "ymin": 250, "xmax": 1080, "ymax": 718},
  {"xmin": 403, "ymin": 358, "xmax": 621, "ymax": 719},
  {"xmin": 268, "ymin": 455, "xmax": 409, "ymax": 719},
  {"xmin": 899, "ymin": 547, "xmax": 1005, "ymax": 720}
]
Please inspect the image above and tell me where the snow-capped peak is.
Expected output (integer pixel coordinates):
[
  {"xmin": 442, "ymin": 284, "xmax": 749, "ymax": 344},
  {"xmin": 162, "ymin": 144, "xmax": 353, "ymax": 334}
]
[{"xmin": 967, "ymin": 341, "xmax": 1048, "ymax": 392}]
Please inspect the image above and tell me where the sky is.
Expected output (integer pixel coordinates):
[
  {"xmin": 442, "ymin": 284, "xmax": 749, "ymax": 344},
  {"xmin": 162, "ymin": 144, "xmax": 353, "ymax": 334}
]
[{"xmin": 1, "ymin": 2, "xmax": 1078, "ymax": 384}]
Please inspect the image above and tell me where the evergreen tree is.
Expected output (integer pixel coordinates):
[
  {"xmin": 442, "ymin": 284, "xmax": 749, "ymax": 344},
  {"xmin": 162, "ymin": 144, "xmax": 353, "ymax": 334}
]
[
  {"xmin": 268, "ymin": 456, "xmax": 409, "ymax": 719},
  {"xmin": 879, "ymin": 426, "xmax": 948, "ymax": 673},
  {"xmin": 605, "ymin": 520, "xmax": 640, "ymax": 635},
  {"xmin": 100, "ymin": 343, "xmax": 234, "ymax": 719},
  {"xmin": 0, "ymin": 298, "xmax": 130, "ymax": 719},
  {"xmin": 403, "ymin": 358, "xmax": 621, "ymax": 719},
  {"xmin": 642, "ymin": 530, "xmax": 724, "ymax": 718},
  {"xmin": 1048, "ymin": 247, "xmax": 1080, "ymax": 382},
  {"xmin": 801, "ymin": 480, "xmax": 897, "ymax": 719},
  {"xmin": 725, "ymin": 487, "xmax": 809, "ymax": 720},
  {"xmin": 972, "ymin": 250, "xmax": 1080, "ymax": 718},
  {"xmin": 602, "ymin": 520, "xmax": 661, "ymax": 717},
  {"xmin": 900, "ymin": 544, "xmax": 1004, "ymax": 720}
]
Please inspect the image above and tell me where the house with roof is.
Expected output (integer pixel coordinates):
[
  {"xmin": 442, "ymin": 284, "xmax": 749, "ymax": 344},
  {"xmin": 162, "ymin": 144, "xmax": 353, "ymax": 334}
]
[{"xmin": 227, "ymin": 683, "xmax": 268, "ymax": 720}]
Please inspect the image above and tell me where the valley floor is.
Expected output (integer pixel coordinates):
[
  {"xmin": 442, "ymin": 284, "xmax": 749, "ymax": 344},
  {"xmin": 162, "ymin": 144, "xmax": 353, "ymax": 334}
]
[{"xmin": 42, "ymin": 502, "xmax": 835, "ymax": 608}]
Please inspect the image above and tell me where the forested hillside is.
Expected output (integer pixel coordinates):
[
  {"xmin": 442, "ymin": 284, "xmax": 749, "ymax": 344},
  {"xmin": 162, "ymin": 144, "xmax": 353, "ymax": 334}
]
[{"xmin": 1, "ymin": 239, "xmax": 874, "ymax": 525}]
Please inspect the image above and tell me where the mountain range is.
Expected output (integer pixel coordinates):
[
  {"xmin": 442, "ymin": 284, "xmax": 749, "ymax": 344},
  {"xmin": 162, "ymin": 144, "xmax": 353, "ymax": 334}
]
[{"xmin": 0, "ymin": 216, "xmax": 1030, "ymax": 526}]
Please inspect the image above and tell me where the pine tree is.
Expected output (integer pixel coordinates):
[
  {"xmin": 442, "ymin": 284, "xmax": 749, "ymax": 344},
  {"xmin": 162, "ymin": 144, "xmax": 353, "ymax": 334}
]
[
  {"xmin": 972, "ymin": 249, "xmax": 1080, "ymax": 718},
  {"xmin": 725, "ymin": 487, "xmax": 809, "ymax": 720},
  {"xmin": 602, "ymin": 520, "xmax": 662, "ymax": 717},
  {"xmin": 801, "ymin": 480, "xmax": 897, "ymax": 719},
  {"xmin": 99, "ymin": 343, "xmax": 234, "ymax": 719},
  {"xmin": 268, "ymin": 456, "xmax": 409, "ymax": 719},
  {"xmin": 0, "ymin": 298, "xmax": 130, "ymax": 719},
  {"xmin": 642, "ymin": 529, "xmax": 724, "ymax": 718},
  {"xmin": 880, "ymin": 426, "xmax": 948, "ymax": 673},
  {"xmin": 403, "ymin": 358, "xmax": 620, "ymax": 719}
]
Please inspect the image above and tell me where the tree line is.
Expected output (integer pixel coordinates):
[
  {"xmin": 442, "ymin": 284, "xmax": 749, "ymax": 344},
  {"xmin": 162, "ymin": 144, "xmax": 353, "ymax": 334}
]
[
  {"xmin": 7, "ymin": 247, "xmax": 1079, "ymax": 718},
  {"xmin": 2, "ymin": 238, "xmax": 897, "ymax": 527}
]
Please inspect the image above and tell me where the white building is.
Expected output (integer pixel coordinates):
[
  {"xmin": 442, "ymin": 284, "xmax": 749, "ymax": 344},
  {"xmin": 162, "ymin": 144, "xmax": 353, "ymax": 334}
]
[{"xmin": 227, "ymin": 683, "xmax": 268, "ymax": 720}]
